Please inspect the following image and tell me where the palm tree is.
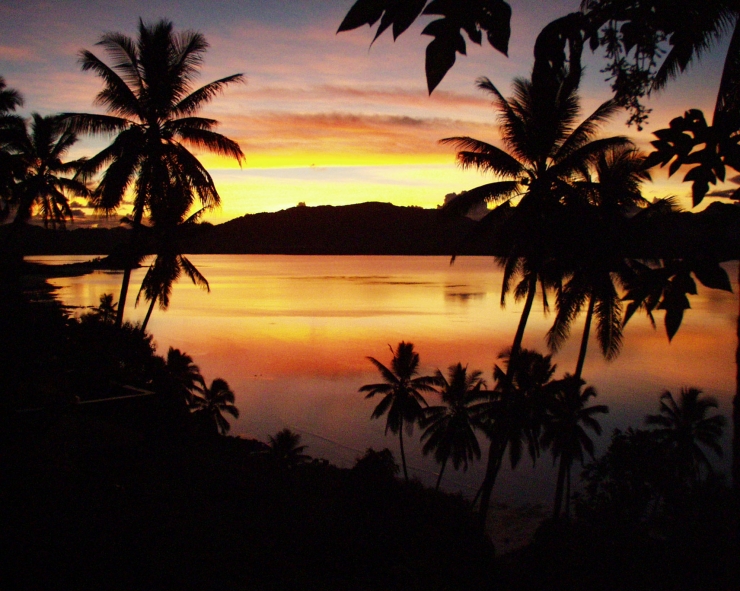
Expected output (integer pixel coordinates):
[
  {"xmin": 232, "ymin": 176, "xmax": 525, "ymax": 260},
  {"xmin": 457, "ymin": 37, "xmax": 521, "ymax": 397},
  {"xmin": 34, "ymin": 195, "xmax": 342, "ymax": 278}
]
[
  {"xmin": 267, "ymin": 428, "xmax": 311, "ymax": 469},
  {"xmin": 441, "ymin": 68, "xmax": 630, "ymax": 362},
  {"xmin": 65, "ymin": 19, "xmax": 244, "ymax": 327},
  {"xmin": 94, "ymin": 293, "xmax": 118, "ymax": 324},
  {"xmin": 420, "ymin": 363, "xmax": 486, "ymax": 490},
  {"xmin": 645, "ymin": 387, "xmax": 726, "ymax": 482},
  {"xmin": 0, "ymin": 77, "xmax": 23, "ymax": 223},
  {"xmin": 546, "ymin": 146, "xmax": 650, "ymax": 382},
  {"xmin": 9, "ymin": 113, "xmax": 89, "ymax": 228},
  {"xmin": 473, "ymin": 349, "xmax": 557, "ymax": 518},
  {"xmin": 190, "ymin": 377, "xmax": 239, "ymax": 436},
  {"xmin": 135, "ymin": 206, "xmax": 210, "ymax": 332},
  {"xmin": 442, "ymin": 63, "xmax": 630, "ymax": 519},
  {"xmin": 359, "ymin": 342, "xmax": 438, "ymax": 481},
  {"xmin": 541, "ymin": 376, "xmax": 608, "ymax": 518},
  {"xmin": 164, "ymin": 347, "xmax": 203, "ymax": 406}
]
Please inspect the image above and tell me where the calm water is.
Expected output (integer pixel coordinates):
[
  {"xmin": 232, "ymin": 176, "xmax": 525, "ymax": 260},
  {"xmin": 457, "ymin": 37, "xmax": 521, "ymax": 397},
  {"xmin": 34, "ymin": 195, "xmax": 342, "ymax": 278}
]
[{"xmin": 31, "ymin": 255, "xmax": 738, "ymax": 504}]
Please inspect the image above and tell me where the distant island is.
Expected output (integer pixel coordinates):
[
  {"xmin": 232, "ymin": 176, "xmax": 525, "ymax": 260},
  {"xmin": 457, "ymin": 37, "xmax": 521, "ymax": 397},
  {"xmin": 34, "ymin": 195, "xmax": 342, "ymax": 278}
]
[{"xmin": 6, "ymin": 200, "xmax": 740, "ymax": 260}]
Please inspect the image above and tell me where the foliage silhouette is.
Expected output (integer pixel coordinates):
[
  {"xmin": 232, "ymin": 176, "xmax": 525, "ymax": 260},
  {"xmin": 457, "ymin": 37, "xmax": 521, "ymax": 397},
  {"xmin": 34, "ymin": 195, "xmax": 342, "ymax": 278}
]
[
  {"xmin": 442, "ymin": 62, "xmax": 629, "ymax": 519},
  {"xmin": 65, "ymin": 19, "xmax": 244, "ymax": 327},
  {"xmin": 420, "ymin": 363, "xmax": 486, "ymax": 490},
  {"xmin": 646, "ymin": 387, "xmax": 726, "ymax": 483},
  {"xmin": 547, "ymin": 146, "xmax": 651, "ymax": 382},
  {"xmin": 0, "ymin": 77, "xmax": 23, "ymax": 224},
  {"xmin": 8, "ymin": 114, "xmax": 89, "ymax": 228},
  {"xmin": 541, "ymin": 376, "xmax": 608, "ymax": 518},
  {"xmin": 473, "ymin": 349, "xmax": 557, "ymax": 517},
  {"xmin": 360, "ymin": 342, "xmax": 437, "ymax": 481},
  {"xmin": 267, "ymin": 428, "xmax": 312, "ymax": 469},
  {"xmin": 338, "ymin": 0, "xmax": 512, "ymax": 93},
  {"xmin": 190, "ymin": 377, "xmax": 239, "ymax": 436}
]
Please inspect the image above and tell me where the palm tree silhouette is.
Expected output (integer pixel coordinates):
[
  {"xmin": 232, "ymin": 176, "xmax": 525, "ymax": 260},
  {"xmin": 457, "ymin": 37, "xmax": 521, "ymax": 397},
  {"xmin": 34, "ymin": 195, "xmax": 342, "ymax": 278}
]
[
  {"xmin": 0, "ymin": 77, "xmax": 23, "ymax": 223},
  {"xmin": 94, "ymin": 293, "xmax": 118, "ymax": 324},
  {"xmin": 645, "ymin": 387, "xmax": 726, "ymax": 483},
  {"xmin": 473, "ymin": 349, "xmax": 557, "ymax": 517},
  {"xmin": 267, "ymin": 428, "xmax": 311, "ymax": 469},
  {"xmin": 64, "ymin": 19, "xmax": 244, "ymax": 327},
  {"xmin": 164, "ymin": 347, "xmax": 203, "ymax": 406},
  {"xmin": 190, "ymin": 377, "xmax": 239, "ymax": 436},
  {"xmin": 547, "ymin": 146, "xmax": 650, "ymax": 382},
  {"xmin": 542, "ymin": 376, "xmax": 608, "ymax": 518},
  {"xmin": 420, "ymin": 363, "xmax": 486, "ymax": 490},
  {"xmin": 9, "ymin": 114, "xmax": 89, "ymax": 228},
  {"xmin": 442, "ymin": 62, "xmax": 630, "ymax": 519},
  {"xmin": 135, "ymin": 206, "xmax": 209, "ymax": 332},
  {"xmin": 360, "ymin": 342, "xmax": 438, "ymax": 481}
]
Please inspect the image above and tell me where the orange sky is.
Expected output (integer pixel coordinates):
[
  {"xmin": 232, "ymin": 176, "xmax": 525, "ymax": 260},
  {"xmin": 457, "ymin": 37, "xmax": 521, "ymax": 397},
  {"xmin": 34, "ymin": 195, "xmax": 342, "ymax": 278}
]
[{"xmin": 1, "ymin": 1, "xmax": 736, "ymax": 225}]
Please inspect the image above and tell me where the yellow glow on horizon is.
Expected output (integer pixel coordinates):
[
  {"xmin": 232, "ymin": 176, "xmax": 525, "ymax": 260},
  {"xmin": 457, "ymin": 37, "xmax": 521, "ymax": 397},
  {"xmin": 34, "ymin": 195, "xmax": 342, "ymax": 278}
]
[{"xmin": 198, "ymin": 151, "xmax": 453, "ymax": 169}]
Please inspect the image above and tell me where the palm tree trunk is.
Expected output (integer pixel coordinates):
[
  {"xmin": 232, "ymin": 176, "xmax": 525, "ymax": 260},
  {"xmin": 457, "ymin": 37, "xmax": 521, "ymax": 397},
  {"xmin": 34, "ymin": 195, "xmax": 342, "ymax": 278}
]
[
  {"xmin": 565, "ymin": 462, "xmax": 572, "ymax": 518},
  {"xmin": 435, "ymin": 456, "xmax": 448, "ymax": 491},
  {"xmin": 552, "ymin": 456, "xmax": 568, "ymax": 519},
  {"xmin": 510, "ymin": 273, "xmax": 538, "ymax": 361},
  {"xmin": 399, "ymin": 426, "xmax": 408, "ymax": 481},
  {"xmin": 115, "ymin": 207, "xmax": 143, "ymax": 328},
  {"xmin": 734, "ymin": 263, "xmax": 740, "ymax": 491},
  {"xmin": 141, "ymin": 295, "xmax": 156, "ymax": 332},
  {"xmin": 574, "ymin": 294, "xmax": 595, "ymax": 382},
  {"xmin": 477, "ymin": 433, "xmax": 505, "ymax": 523}
]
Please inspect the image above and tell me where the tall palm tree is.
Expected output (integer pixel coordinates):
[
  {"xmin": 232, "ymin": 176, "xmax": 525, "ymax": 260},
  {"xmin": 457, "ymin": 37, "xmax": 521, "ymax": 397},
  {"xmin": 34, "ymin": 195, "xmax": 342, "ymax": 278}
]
[
  {"xmin": 473, "ymin": 349, "xmax": 557, "ymax": 517},
  {"xmin": 541, "ymin": 376, "xmax": 608, "ymax": 518},
  {"xmin": 547, "ymin": 146, "xmax": 650, "ymax": 382},
  {"xmin": 359, "ymin": 342, "xmax": 438, "ymax": 481},
  {"xmin": 420, "ymin": 363, "xmax": 486, "ymax": 490},
  {"xmin": 65, "ymin": 19, "xmax": 244, "ymax": 327},
  {"xmin": 442, "ymin": 64, "xmax": 630, "ymax": 519},
  {"xmin": 10, "ymin": 113, "xmax": 89, "ymax": 228},
  {"xmin": 267, "ymin": 428, "xmax": 311, "ymax": 469},
  {"xmin": 645, "ymin": 387, "xmax": 726, "ymax": 482},
  {"xmin": 190, "ymin": 377, "xmax": 239, "ymax": 436}
]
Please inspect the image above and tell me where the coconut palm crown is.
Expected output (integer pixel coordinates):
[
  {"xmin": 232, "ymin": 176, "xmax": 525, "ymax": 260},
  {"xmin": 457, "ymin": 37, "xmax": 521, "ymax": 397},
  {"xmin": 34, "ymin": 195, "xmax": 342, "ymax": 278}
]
[
  {"xmin": 360, "ymin": 342, "xmax": 438, "ymax": 481},
  {"xmin": 420, "ymin": 363, "xmax": 486, "ymax": 490},
  {"xmin": 64, "ymin": 19, "xmax": 244, "ymax": 325}
]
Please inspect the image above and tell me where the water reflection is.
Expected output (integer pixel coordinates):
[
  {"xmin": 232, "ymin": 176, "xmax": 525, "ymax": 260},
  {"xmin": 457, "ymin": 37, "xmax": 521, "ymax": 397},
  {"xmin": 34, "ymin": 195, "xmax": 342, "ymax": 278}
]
[{"xmin": 34, "ymin": 255, "xmax": 737, "ymax": 503}]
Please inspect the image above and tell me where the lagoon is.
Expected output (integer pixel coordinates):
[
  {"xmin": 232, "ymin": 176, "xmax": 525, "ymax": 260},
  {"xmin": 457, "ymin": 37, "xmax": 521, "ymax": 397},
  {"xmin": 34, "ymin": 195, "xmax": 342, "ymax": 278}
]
[{"xmin": 32, "ymin": 254, "xmax": 738, "ymax": 504}]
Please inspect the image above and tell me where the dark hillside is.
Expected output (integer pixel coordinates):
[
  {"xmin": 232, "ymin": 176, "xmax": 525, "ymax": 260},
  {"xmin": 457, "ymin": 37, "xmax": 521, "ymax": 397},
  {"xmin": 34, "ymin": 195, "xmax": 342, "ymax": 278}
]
[{"xmin": 188, "ymin": 202, "xmax": 490, "ymax": 255}]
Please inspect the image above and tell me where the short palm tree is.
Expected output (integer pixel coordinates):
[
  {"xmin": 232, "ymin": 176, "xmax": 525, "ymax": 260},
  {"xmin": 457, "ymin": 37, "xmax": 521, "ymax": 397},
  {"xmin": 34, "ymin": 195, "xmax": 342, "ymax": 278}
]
[
  {"xmin": 135, "ymin": 205, "xmax": 209, "ymax": 332},
  {"xmin": 420, "ymin": 363, "xmax": 486, "ymax": 490},
  {"xmin": 645, "ymin": 387, "xmax": 726, "ymax": 482},
  {"xmin": 267, "ymin": 428, "xmax": 311, "ymax": 469},
  {"xmin": 65, "ymin": 19, "xmax": 244, "ymax": 327},
  {"xmin": 190, "ymin": 377, "xmax": 239, "ymax": 436},
  {"xmin": 164, "ymin": 347, "xmax": 203, "ymax": 406},
  {"xmin": 541, "ymin": 376, "xmax": 608, "ymax": 518},
  {"xmin": 9, "ymin": 113, "xmax": 89, "ymax": 228},
  {"xmin": 360, "ymin": 342, "xmax": 438, "ymax": 481},
  {"xmin": 94, "ymin": 293, "xmax": 118, "ymax": 324},
  {"xmin": 473, "ymin": 349, "xmax": 557, "ymax": 517}
]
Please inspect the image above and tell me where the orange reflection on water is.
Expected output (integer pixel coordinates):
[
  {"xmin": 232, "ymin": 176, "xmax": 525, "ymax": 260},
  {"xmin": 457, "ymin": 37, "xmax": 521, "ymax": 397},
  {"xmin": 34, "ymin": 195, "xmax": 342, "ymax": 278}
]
[{"xmin": 40, "ymin": 255, "xmax": 737, "ymax": 501}]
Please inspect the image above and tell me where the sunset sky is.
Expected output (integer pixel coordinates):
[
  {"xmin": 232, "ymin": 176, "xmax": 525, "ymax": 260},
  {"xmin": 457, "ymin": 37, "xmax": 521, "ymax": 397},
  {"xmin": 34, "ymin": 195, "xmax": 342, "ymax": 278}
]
[{"xmin": 0, "ymin": 0, "xmax": 735, "ymax": 224}]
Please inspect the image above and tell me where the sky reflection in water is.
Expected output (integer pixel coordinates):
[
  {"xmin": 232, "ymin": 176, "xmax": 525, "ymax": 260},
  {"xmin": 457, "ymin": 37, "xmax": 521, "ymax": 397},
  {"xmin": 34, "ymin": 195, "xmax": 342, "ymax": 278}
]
[{"xmin": 37, "ymin": 255, "xmax": 737, "ymax": 504}]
